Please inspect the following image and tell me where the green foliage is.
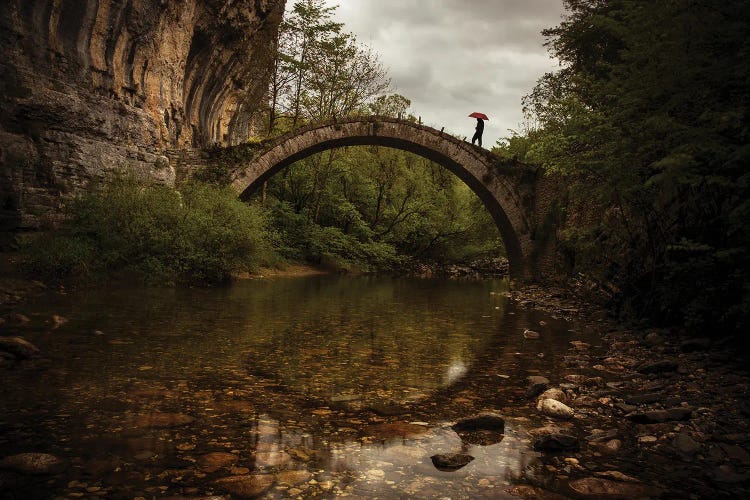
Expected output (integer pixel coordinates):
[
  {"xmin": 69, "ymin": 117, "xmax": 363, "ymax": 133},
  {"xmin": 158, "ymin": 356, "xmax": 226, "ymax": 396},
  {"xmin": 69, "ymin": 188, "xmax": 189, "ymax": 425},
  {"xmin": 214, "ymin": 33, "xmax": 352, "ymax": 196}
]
[
  {"xmin": 507, "ymin": 0, "xmax": 750, "ymax": 334},
  {"xmin": 261, "ymin": 146, "xmax": 504, "ymax": 271},
  {"xmin": 20, "ymin": 177, "xmax": 276, "ymax": 284}
]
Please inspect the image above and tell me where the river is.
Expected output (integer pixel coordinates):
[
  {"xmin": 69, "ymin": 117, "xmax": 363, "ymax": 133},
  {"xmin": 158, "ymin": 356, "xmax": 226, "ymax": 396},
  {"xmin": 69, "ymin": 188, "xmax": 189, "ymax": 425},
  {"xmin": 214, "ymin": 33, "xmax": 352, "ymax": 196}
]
[{"xmin": 2, "ymin": 275, "xmax": 613, "ymax": 498}]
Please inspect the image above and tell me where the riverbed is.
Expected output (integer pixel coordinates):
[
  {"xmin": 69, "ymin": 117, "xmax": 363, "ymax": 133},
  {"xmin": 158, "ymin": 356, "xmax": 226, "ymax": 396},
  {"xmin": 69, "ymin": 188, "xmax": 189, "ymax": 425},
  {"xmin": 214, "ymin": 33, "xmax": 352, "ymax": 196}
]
[{"xmin": 1, "ymin": 276, "xmax": 748, "ymax": 498}]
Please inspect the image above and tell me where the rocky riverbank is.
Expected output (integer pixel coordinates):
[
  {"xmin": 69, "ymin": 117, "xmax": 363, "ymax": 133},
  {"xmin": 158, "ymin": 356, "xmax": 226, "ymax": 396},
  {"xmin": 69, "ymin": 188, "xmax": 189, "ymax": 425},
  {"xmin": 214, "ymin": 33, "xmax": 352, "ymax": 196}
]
[{"xmin": 504, "ymin": 283, "xmax": 750, "ymax": 498}]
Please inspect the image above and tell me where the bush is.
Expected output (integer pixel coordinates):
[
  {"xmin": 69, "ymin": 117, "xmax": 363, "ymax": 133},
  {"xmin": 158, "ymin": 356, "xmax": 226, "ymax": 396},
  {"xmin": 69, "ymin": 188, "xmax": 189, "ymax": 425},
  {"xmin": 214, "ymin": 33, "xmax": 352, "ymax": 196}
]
[{"xmin": 20, "ymin": 177, "xmax": 276, "ymax": 284}]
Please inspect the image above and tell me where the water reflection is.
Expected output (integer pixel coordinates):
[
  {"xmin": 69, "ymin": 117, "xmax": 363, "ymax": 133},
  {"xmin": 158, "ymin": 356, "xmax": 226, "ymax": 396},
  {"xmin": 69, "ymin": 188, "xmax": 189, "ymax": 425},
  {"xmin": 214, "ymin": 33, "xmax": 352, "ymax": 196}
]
[{"xmin": 0, "ymin": 276, "xmax": 594, "ymax": 498}]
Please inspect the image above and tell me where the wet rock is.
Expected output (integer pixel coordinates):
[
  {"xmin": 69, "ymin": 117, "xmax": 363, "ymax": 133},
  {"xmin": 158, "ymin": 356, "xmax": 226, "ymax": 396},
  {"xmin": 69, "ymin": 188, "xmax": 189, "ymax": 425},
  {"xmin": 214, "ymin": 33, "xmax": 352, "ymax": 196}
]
[
  {"xmin": 569, "ymin": 340, "xmax": 591, "ymax": 351},
  {"xmin": 624, "ymin": 393, "xmax": 662, "ymax": 405},
  {"xmin": 276, "ymin": 470, "xmax": 311, "ymax": 485},
  {"xmin": 0, "ymin": 453, "xmax": 65, "ymax": 474},
  {"xmin": 452, "ymin": 412, "xmax": 505, "ymax": 432},
  {"xmin": 254, "ymin": 451, "xmax": 291, "ymax": 468},
  {"xmin": 133, "ymin": 413, "xmax": 194, "ymax": 428},
  {"xmin": 595, "ymin": 470, "xmax": 640, "ymax": 482},
  {"xmin": 637, "ymin": 360, "xmax": 678, "ymax": 374},
  {"xmin": 0, "ymin": 336, "xmax": 40, "ymax": 359},
  {"xmin": 673, "ymin": 432, "xmax": 700, "ymax": 457},
  {"xmin": 523, "ymin": 329, "xmax": 540, "ymax": 339},
  {"xmin": 712, "ymin": 464, "xmax": 750, "ymax": 483},
  {"xmin": 569, "ymin": 477, "xmax": 651, "ymax": 497},
  {"xmin": 367, "ymin": 422, "xmax": 429, "ymax": 440},
  {"xmin": 8, "ymin": 314, "xmax": 30, "ymax": 325},
  {"xmin": 538, "ymin": 388, "xmax": 567, "ymax": 403},
  {"xmin": 525, "ymin": 376, "xmax": 550, "ymax": 398},
  {"xmin": 505, "ymin": 484, "xmax": 570, "ymax": 499},
  {"xmin": 533, "ymin": 432, "xmax": 579, "ymax": 452},
  {"xmin": 214, "ymin": 474, "xmax": 275, "ymax": 498},
  {"xmin": 197, "ymin": 452, "xmax": 238, "ymax": 472},
  {"xmin": 625, "ymin": 407, "xmax": 692, "ymax": 423},
  {"xmin": 430, "ymin": 453, "xmax": 474, "ymax": 471},
  {"xmin": 680, "ymin": 338, "xmax": 711, "ymax": 352},
  {"xmin": 538, "ymin": 399, "xmax": 574, "ymax": 420},
  {"xmin": 585, "ymin": 428, "xmax": 619, "ymax": 443}
]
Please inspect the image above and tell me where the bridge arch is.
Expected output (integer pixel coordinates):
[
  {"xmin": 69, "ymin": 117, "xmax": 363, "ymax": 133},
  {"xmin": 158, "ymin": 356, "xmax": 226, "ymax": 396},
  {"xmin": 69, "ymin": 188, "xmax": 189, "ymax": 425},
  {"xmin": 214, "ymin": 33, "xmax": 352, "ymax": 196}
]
[{"xmin": 230, "ymin": 117, "xmax": 536, "ymax": 279}]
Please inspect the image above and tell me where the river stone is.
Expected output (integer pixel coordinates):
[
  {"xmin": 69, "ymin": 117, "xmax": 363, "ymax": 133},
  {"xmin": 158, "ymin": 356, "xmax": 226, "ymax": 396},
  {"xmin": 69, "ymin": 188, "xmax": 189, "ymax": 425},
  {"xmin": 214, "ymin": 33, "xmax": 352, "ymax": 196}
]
[
  {"xmin": 254, "ymin": 450, "xmax": 291, "ymax": 468},
  {"xmin": 569, "ymin": 477, "xmax": 651, "ymax": 497},
  {"xmin": 538, "ymin": 388, "xmax": 567, "ymax": 403},
  {"xmin": 673, "ymin": 432, "xmax": 700, "ymax": 457},
  {"xmin": 430, "ymin": 453, "xmax": 474, "ymax": 471},
  {"xmin": 523, "ymin": 329, "xmax": 541, "ymax": 339},
  {"xmin": 539, "ymin": 399, "xmax": 574, "ymax": 420},
  {"xmin": 0, "ymin": 453, "xmax": 65, "ymax": 474},
  {"xmin": 133, "ymin": 412, "xmax": 195, "ymax": 428},
  {"xmin": 214, "ymin": 474, "xmax": 275, "ymax": 497},
  {"xmin": 198, "ymin": 452, "xmax": 238, "ymax": 472},
  {"xmin": 637, "ymin": 360, "xmax": 678, "ymax": 374},
  {"xmin": 0, "ymin": 336, "xmax": 40, "ymax": 359},
  {"xmin": 452, "ymin": 412, "xmax": 505, "ymax": 432},
  {"xmin": 276, "ymin": 470, "xmax": 311, "ymax": 485},
  {"xmin": 533, "ymin": 432, "xmax": 579, "ymax": 452},
  {"xmin": 526, "ymin": 376, "xmax": 550, "ymax": 398},
  {"xmin": 625, "ymin": 407, "xmax": 692, "ymax": 423}
]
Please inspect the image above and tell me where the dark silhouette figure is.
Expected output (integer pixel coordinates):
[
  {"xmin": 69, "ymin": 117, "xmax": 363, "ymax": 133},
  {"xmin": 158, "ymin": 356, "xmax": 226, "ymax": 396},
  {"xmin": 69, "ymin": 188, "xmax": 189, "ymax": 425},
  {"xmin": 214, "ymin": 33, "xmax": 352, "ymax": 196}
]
[{"xmin": 471, "ymin": 118, "xmax": 484, "ymax": 147}]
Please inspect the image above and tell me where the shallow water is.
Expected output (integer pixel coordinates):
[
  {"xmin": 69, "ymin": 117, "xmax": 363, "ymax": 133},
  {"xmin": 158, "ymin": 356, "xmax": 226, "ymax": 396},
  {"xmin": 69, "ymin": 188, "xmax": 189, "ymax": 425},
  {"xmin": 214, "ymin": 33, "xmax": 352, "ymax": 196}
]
[{"xmin": 1, "ymin": 276, "xmax": 603, "ymax": 498}]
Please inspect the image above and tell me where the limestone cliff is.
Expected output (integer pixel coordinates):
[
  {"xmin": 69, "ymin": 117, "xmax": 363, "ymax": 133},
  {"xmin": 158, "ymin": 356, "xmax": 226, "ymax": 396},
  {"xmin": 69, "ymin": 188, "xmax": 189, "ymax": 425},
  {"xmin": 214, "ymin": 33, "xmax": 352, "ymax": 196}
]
[{"xmin": 0, "ymin": 0, "xmax": 285, "ymax": 235}]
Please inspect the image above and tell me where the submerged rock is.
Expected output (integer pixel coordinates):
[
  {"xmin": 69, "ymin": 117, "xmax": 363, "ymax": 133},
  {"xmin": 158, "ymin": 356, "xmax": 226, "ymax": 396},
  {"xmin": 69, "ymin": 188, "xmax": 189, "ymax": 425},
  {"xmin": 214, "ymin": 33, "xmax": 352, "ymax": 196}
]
[
  {"xmin": 198, "ymin": 452, "xmax": 238, "ymax": 472},
  {"xmin": 452, "ymin": 412, "xmax": 505, "ymax": 433},
  {"xmin": 430, "ymin": 453, "xmax": 474, "ymax": 471},
  {"xmin": 533, "ymin": 432, "xmax": 579, "ymax": 452},
  {"xmin": 276, "ymin": 470, "xmax": 311, "ymax": 485},
  {"xmin": 673, "ymin": 432, "xmax": 700, "ymax": 457},
  {"xmin": 680, "ymin": 338, "xmax": 711, "ymax": 352},
  {"xmin": 214, "ymin": 474, "xmax": 275, "ymax": 497},
  {"xmin": 538, "ymin": 398, "xmax": 574, "ymax": 420},
  {"xmin": 568, "ymin": 477, "xmax": 651, "ymax": 497},
  {"xmin": 0, "ymin": 336, "xmax": 40, "ymax": 359},
  {"xmin": 0, "ymin": 453, "xmax": 65, "ymax": 474},
  {"xmin": 523, "ymin": 329, "xmax": 541, "ymax": 339},
  {"xmin": 133, "ymin": 412, "xmax": 195, "ymax": 428}
]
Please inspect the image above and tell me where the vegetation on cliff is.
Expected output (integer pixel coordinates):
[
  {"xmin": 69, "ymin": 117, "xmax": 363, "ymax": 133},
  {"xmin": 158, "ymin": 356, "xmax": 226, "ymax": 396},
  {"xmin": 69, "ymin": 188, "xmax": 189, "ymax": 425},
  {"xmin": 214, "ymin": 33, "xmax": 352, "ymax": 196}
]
[{"xmin": 495, "ymin": 0, "xmax": 750, "ymax": 333}]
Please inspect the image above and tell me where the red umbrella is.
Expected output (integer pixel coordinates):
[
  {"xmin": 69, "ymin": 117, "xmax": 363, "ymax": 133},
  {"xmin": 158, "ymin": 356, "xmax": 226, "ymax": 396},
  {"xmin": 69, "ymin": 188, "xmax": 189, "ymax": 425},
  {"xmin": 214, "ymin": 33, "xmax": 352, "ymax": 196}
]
[{"xmin": 469, "ymin": 112, "xmax": 489, "ymax": 120}]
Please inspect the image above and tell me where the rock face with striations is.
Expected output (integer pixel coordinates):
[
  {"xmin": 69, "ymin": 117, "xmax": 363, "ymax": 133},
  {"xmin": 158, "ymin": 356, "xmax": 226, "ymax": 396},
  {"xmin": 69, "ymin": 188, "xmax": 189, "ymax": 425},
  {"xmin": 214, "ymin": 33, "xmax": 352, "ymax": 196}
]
[{"xmin": 0, "ymin": 0, "xmax": 285, "ymax": 236}]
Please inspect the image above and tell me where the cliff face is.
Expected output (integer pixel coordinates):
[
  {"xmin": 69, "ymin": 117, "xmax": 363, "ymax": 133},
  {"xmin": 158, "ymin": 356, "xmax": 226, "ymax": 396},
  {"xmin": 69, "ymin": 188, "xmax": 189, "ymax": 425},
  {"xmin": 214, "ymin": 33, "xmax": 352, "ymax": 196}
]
[{"xmin": 0, "ymin": 0, "xmax": 285, "ymax": 234}]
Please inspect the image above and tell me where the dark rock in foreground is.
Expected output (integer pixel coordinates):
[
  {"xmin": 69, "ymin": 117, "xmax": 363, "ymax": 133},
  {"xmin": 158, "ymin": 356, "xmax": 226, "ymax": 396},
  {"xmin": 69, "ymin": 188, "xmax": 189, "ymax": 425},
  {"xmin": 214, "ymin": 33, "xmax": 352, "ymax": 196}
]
[{"xmin": 430, "ymin": 453, "xmax": 474, "ymax": 471}]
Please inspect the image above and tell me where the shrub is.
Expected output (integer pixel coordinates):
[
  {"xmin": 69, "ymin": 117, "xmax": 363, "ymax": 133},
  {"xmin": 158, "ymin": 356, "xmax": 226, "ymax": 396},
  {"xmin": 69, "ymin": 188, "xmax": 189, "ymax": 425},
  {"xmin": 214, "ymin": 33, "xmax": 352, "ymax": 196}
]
[{"xmin": 20, "ymin": 177, "xmax": 276, "ymax": 284}]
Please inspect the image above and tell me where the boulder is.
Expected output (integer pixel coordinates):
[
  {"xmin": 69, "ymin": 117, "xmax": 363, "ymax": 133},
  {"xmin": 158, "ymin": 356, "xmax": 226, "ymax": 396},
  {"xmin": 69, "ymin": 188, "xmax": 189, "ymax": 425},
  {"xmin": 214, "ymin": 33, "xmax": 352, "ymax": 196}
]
[
  {"xmin": 569, "ymin": 477, "xmax": 651, "ymax": 497},
  {"xmin": 197, "ymin": 452, "xmax": 238, "ymax": 472},
  {"xmin": 673, "ymin": 432, "xmax": 700, "ymax": 457},
  {"xmin": 538, "ymin": 388, "xmax": 567, "ymax": 403}
]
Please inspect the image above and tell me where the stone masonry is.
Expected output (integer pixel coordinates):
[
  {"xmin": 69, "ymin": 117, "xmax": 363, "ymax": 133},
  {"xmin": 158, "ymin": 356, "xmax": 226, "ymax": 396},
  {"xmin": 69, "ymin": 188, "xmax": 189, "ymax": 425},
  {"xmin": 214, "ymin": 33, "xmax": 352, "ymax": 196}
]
[{"xmin": 172, "ymin": 117, "xmax": 563, "ymax": 280}]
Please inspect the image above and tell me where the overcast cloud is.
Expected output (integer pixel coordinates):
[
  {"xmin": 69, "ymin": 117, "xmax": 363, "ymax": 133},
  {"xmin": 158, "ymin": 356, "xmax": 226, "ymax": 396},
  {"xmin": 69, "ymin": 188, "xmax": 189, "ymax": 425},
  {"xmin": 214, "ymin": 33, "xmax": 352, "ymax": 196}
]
[{"xmin": 288, "ymin": 0, "xmax": 566, "ymax": 145}]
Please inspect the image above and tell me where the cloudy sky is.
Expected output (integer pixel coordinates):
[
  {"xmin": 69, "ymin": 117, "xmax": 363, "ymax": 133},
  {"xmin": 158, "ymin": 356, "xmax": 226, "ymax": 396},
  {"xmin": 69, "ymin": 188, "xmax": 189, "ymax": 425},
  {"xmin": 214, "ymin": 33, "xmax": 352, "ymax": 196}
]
[{"xmin": 288, "ymin": 0, "xmax": 567, "ymax": 146}]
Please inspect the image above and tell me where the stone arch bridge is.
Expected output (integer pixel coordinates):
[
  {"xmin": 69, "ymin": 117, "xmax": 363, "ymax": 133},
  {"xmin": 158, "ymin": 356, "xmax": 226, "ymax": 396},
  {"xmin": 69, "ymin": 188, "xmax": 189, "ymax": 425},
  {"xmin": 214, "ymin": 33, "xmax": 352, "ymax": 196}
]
[{"xmin": 176, "ymin": 117, "xmax": 561, "ymax": 280}]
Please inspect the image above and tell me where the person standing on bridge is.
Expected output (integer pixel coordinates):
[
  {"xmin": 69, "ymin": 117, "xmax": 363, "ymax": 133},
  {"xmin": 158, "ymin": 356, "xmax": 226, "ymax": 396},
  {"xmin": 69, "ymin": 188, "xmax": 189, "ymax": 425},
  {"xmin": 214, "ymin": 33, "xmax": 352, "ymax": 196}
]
[{"xmin": 468, "ymin": 112, "xmax": 488, "ymax": 147}]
